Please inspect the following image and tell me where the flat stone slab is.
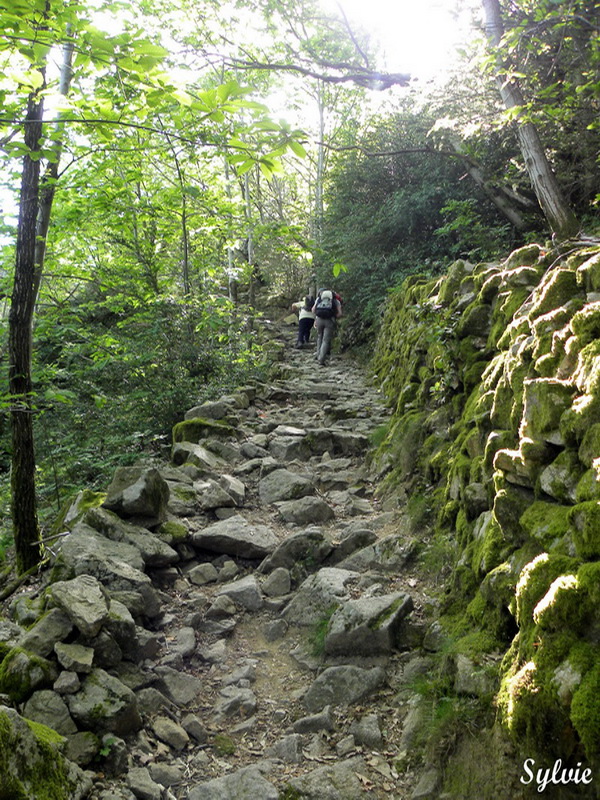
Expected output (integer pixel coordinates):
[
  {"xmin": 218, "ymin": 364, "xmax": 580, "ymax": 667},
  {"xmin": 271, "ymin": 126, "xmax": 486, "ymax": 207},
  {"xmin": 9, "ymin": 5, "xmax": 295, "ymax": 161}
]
[
  {"xmin": 276, "ymin": 496, "xmax": 335, "ymax": 525},
  {"xmin": 188, "ymin": 765, "xmax": 278, "ymax": 800},
  {"xmin": 216, "ymin": 574, "xmax": 263, "ymax": 611},
  {"xmin": 192, "ymin": 515, "xmax": 278, "ymax": 559},
  {"xmin": 303, "ymin": 665, "xmax": 386, "ymax": 712},
  {"xmin": 336, "ymin": 533, "xmax": 416, "ymax": 573},
  {"xmin": 84, "ymin": 508, "xmax": 179, "ymax": 567},
  {"xmin": 258, "ymin": 468, "xmax": 314, "ymax": 504},
  {"xmin": 285, "ymin": 756, "xmax": 370, "ymax": 800}
]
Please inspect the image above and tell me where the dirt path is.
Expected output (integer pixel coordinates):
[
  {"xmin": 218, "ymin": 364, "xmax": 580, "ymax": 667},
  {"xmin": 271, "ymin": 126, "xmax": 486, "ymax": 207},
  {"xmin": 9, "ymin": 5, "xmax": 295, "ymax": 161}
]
[{"xmin": 86, "ymin": 327, "xmax": 433, "ymax": 799}]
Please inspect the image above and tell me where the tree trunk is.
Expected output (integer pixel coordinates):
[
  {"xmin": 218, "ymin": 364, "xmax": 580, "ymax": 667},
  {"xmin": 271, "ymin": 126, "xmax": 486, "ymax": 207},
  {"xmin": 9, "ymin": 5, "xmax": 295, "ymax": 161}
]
[
  {"xmin": 449, "ymin": 140, "xmax": 528, "ymax": 231},
  {"xmin": 481, "ymin": 0, "xmax": 579, "ymax": 239},
  {"xmin": 32, "ymin": 36, "xmax": 75, "ymax": 303},
  {"xmin": 9, "ymin": 89, "xmax": 45, "ymax": 572}
]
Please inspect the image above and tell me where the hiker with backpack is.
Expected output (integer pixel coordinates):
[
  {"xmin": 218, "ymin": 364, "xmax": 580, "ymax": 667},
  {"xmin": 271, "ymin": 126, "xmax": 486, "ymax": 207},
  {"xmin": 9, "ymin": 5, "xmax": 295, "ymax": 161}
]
[
  {"xmin": 291, "ymin": 295, "xmax": 315, "ymax": 348},
  {"xmin": 312, "ymin": 289, "xmax": 342, "ymax": 365}
]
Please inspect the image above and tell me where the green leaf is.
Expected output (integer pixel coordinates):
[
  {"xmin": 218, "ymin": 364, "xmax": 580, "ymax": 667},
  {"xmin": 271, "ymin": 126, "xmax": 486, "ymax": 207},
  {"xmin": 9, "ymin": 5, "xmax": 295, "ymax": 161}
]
[
  {"xmin": 288, "ymin": 140, "xmax": 307, "ymax": 158},
  {"xmin": 236, "ymin": 159, "xmax": 255, "ymax": 176},
  {"xmin": 44, "ymin": 388, "xmax": 77, "ymax": 405}
]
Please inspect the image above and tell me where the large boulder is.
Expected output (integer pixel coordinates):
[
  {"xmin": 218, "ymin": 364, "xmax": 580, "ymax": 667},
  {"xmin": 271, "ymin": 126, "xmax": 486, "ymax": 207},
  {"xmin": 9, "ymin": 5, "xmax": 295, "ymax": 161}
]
[
  {"xmin": 276, "ymin": 496, "xmax": 335, "ymax": 525},
  {"xmin": 324, "ymin": 592, "xmax": 414, "ymax": 656},
  {"xmin": 46, "ymin": 574, "xmax": 110, "ymax": 638},
  {"xmin": 67, "ymin": 668, "xmax": 142, "ymax": 735},
  {"xmin": 284, "ymin": 756, "xmax": 369, "ymax": 800},
  {"xmin": 83, "ymin": 507, "xmax": 179, "ymax": 567},
  {"xmin": 188, "ymin": 765, "xmax": 278, "ymax": 800},
  {"xmin": 0, "ymin": 647, "xmax": 57, "ymax": 703},
  {"xmin": 283, "ymin": 568, "xmax": 359, "ymax": 627},
  {"xmin": 18, "ymin": 608, "xmax": 73, "ymax": 657},
  {"xmin": 191, "ymin": 515, "xmax": 278, "ymax": 559},
  {"xmin": 259, "ymin": 527, "xmax": 333, "ymax": 574},
  {"xmin": 303, "ymin": 665, "xmax": 386, "ymax": 712},
  {"xmin": 258, "ymin": 468, "xmax": 314, "ymax": 504},
  {"xmin": 54, "ymin": 523, "xmax": 145, "ymax": 576},
  {"xmin": 103, "ymin": 467, "xmax": 170, "ymax": 520},
  {"xmin": 0, "ymin": 705, "xmax": 91, "ymax": 799},
  {"xmin": 172, "ymin": 441, "xmax": 223, "ymax": 471},
  {"xmin": 23, "ymin": 690, "xmax": 78, "ymax": 735}
]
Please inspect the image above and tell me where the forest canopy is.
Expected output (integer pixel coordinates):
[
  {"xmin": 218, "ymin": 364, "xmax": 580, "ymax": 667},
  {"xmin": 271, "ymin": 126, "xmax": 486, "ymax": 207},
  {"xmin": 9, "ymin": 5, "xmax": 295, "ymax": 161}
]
[{"xmin": 0, "ymin": 0, "xmax": 598, "ymax": 569}]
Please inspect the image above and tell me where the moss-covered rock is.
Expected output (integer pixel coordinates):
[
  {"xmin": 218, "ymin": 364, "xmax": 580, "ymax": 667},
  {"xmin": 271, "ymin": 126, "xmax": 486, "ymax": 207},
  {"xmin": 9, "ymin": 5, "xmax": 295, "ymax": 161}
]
[
  {"xmin": 0, "ymin": 706, "xmax": 90, "ymax": 800},
  {"xmin": 172, "ymin": 417, "xmax": 235, "ymax": 443},
  {"xmin": 579, "ymin": 422, "xmax": 600, "ymax": 468},
  {"xmin": 0, "ymin": 648, "xmax": 57, "ymax": 703},
  {"xmin": 575, "ymin": 249, "xmax": 600, "ymax": 292},
  {"xmin": 570, "ymin": 659, "xmax": 600, "ymax": 763},
  {"xmin": 519, "ymin": 501, "xmax": 571, "ymax": 549},
  {"xmin": 514, "ymin": 553, "xmax": 580, "ymax": 629},
  {"xmin": 568, "ymin": 500, "xmax": 600, "ymax": 559},
  {"xmin": 575, "ymin": 467, "xmax": 600, "ymax": 502},
  {"xmin": 49, "ymin": 489, "xmax": 107, "ymax": 537},
  {"xmin": 504, "ymin": 244, "xmax": 545, "ymax": 269},
  {"xmin": 372, "ymin": 245, "xmax": 600, "ymax": 776},
  {"xmin": 528, "ymin": 268, "xmax": 582, "ymax": 321},
  {"xmin": 539, "ymin": 449, "xmax": 585, "ymax": 504}
]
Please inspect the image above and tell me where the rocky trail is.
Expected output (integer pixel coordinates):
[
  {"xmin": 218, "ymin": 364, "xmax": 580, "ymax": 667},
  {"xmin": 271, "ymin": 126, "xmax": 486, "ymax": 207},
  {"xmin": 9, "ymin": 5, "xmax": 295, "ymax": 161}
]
[{"xmin": 1, "ymin": 322, "xmax": 442, "ymax": 800}]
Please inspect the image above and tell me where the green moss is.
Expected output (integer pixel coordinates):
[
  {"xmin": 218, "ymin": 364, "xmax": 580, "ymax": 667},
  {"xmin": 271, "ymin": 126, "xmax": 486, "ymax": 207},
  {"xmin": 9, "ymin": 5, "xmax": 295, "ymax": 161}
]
[
  {"xmin": 488, "ymin": 288, "xmax": 531, "ymax": 350},
  {"xmin": 471, "ymin": 514, "xmax": 506, "ymax": 576},
  {"xmin": 528, "ymin": 268, "xmax": 581, "ymax": 321},
  {"xmin": 568, "ymin": 501, "xmax": 600, "ymax": 558},
  {"xmin": 576, "ymin": 250, "xmax": 600, "ymax": 292},
  {"xmin": 172, "ymin": 485, "xmax": 196, "ymax": 502},
  {"xmin": 532, "ymin": 573, "xmax": 587, "ymax": 632},
  {"xmin": 497, "ymin": 653, "xmax": 572, "ymax": 759},
  {"xmin": 456, "ymin": 302, "xmax": 491, "ymax": 339},
  {"xmin": 172, "ymin": 417, "xmax": 234, "ymax": 444},
  {"xmin": 504, "ymin": 244, "xmax": 544, "ymax": 269},
  {"xmin": 571, "ymin": 660, "xmax": 600, "ymax": 762},
  {"xmin": 0, "ymin": 647, "xmax": 54, "ymax": 703},
  {"xmin": 370, "ymin": 595, "xmax": 408, "ymax": 631},
  {"xmin": 514, "ymin": 553, "xmax": 580, "ymax": 629},
  {"xmin": 575, "ymin": 468, "xmax": 600, "ymax": 502},
  {"xmin": 519, "ymin": 501, "xmax": 571, "ymax": 548},
  {"xmin": 157, "ymin": 520, "xmax": 188, "ymax": 542},
  {"xmin": 49, "ymin": 489, "xmax": 106, "ymax": 537},
  {"xmin": 311, "ymin": 604, "xmax": 339, "ymax": 656},
  {"xmin": 571, "ymin": 303, "xmax": 600, "ymax": 345},
  {"xmin": 0, "ymin": 709, "xmax": 77, "ymax": 800},
  {"xmin": 212, "ymin": 733, "xmax": 236, "ymax": 755},
  {"xmin": 578, "ymin": 422, "xmax": 600, "ymax": 468},
  {"xmin": 560, "ymin": 393, "xmax": 600, "ymax": 446},
  {"xmin": 24, "ymin": 719, "xmax": 65, "ymax": 748}
]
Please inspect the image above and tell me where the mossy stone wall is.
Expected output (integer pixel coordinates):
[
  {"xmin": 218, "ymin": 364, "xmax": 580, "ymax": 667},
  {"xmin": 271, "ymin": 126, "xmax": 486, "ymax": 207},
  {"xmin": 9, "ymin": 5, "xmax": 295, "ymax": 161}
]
[{"xmin": 373, "ymin": 244, "xmax": 600, "ymax": 782}]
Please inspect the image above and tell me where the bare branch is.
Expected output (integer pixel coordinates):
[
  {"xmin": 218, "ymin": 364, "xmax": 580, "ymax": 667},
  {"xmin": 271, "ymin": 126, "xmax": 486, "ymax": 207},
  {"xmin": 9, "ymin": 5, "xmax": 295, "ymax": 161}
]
[{"xmin": 222, "ymin": 57, "xmax": 410, "ymax": 89}]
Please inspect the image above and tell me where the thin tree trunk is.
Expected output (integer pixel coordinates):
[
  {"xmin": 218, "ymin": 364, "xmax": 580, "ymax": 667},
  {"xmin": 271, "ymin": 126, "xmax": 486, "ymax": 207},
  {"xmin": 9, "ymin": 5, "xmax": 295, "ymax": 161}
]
[
  {"xmin": 32, "ymin": 35, "xmax": 75, "ymax": 303},
  {"xmin": 481, "ymin": 0, "xmax": 579, "ymax": 239},
  {"xmin": 9, "ymin": 88, "xmax": 45, "ymax": 573},
  {"xmin": 448, "ymin": 140, "xmax": 528, "ymax": 231}
]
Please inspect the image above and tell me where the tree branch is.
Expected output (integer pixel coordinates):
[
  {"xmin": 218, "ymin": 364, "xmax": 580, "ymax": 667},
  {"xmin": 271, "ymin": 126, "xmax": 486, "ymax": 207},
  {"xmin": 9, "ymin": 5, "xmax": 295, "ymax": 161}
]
[{"xmin": 222, "ymin": 57, "xmax": 410, "ymax": 89}]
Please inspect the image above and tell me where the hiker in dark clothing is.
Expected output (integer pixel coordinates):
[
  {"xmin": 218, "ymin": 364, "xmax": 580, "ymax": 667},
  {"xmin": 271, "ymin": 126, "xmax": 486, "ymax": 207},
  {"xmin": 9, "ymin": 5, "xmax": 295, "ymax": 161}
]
[
  {"xmin": 291, "ymin": 295, "xmax": 315, "ymax": 347},
  {"xmin": 312, "ymin": 289, "xmax": 342, "ymax": 365}
]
